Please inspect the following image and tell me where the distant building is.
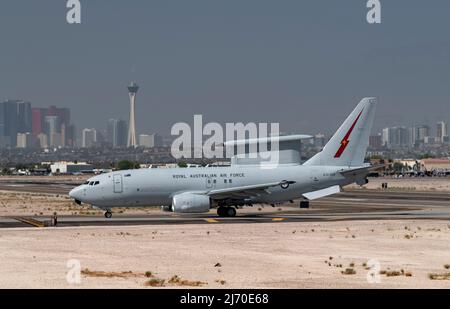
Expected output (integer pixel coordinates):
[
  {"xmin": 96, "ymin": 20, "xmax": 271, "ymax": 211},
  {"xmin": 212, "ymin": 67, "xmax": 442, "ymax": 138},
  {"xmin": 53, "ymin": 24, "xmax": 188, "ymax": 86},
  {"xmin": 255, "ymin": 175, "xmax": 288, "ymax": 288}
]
[
  {"xmin": 420, "ymin": 158, "xmax": 450, "ymax": 172},
  {"xmin": 1, "ymin": 100, "xmax": 19, "ymax": 146},
  {"xmin": 382, "ymin": 126, "xmax": 408, "ymax": 148},
  {"xmin": 32, "ymin": 108, "xmax": 45, "ymax": 136},
  {"xmin": 45, "ymin": 115, "xmax": 61, "ymax": 146},
  {"xmin": 31, "ymin": 105, "xmax": 72, "ymax": 145},
  {"xmin": 17, "ymin": 101, "xmax": 32, "ymax": 134},
  {"xmin": 107, "ymin": 119, "xmax": 128, "ymax": 147},
  {"xmin": 65, "ymin": 124, "xmax": 77, "ymax": 147},
  {"xmin": 424, "ymin": 136, "xmax": 436, "ymax": 144},
  {"xmin": 437, "ymin": 121, "xmax": 448, "ymax": 144},
  {"xmin": 37, "ymin": 133, "xmax": 48, "ymax": 148},
  {"xmin": 139, "ymin": 133, "xmax": 163, "ymax": 148},
  {"xmin": 50, "ymin": 161, "xmax": 94, "ymax": 174},
  {"xmin": 369, "ymin": 134, "xmax": 382, "ymax": 149},
  {"xmin": 416, "ymin": 125, "xmax": 430, "ymax": 144},
  {"xmin": 82, "ymin": 128, "xmax": 97, "ymax": 148},
  {"xmin": 16, "ymin": 132, "xmax": 34, "ymax": 148}
]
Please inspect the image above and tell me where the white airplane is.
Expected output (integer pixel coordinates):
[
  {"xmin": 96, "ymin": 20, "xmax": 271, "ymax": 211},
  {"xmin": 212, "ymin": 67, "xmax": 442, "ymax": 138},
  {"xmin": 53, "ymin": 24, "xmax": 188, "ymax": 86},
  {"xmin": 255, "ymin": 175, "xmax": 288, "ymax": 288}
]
[{"xmin": 69, "ymin": 97, "xmax": 377, "ymax": 218}]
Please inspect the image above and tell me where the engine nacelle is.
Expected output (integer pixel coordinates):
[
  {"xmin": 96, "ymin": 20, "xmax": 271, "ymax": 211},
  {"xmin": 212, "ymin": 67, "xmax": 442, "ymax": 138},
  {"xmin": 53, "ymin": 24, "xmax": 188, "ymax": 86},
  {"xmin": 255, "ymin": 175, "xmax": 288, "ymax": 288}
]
[{"xmin": 172, "ymin": 193, "xmax": 211, "ymax": 213}]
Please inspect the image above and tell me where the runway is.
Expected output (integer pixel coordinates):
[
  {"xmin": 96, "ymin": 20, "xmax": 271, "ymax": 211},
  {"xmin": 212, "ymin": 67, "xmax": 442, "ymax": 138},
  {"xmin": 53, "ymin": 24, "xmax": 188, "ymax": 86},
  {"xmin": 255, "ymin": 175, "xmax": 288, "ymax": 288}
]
[
  {"xmin": 0, "ymin": 181, "xmax": 449, "ymax": 228},
  {"xmin": 0, "ymin": 191, "xmax": 450, "ymax": 228}
]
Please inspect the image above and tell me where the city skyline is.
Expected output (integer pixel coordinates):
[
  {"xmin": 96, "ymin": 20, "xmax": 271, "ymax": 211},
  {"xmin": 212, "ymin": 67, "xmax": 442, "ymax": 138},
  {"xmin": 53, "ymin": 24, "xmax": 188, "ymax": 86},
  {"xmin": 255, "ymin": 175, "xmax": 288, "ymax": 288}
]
[
  {"xmin": 2, "ymin": 94, "xmax": 449, "ymax": 150},
  {"xmin": 1, "ymin": 1, "xmax": 450, "ymax": 135}
]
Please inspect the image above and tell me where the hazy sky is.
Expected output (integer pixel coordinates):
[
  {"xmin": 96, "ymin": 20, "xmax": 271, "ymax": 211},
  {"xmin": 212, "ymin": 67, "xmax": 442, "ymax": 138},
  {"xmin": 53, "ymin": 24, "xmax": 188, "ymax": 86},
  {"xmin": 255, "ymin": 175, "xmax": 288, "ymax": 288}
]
[{"xmin": 1, "ymin": 0, "xmax": 450, "ymax": 136}]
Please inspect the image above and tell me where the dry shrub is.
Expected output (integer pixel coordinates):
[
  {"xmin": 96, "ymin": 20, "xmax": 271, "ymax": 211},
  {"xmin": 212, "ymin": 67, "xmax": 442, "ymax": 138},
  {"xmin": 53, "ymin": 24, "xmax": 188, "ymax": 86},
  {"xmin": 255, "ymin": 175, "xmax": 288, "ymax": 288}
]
[
  {"xmin": 428, "ymin": 273, "xmax": 450, "ymax": 280},
  {"xmin": 145, "ymin": 278, "xmax": 165, "ymax": 287},
  {"xmin": 168, "ymin": 275, "xmax": 206, "ymax": 287},
  {"xmin": 341, "ymin": 268, "xmax": 356, "ymax": 275}
]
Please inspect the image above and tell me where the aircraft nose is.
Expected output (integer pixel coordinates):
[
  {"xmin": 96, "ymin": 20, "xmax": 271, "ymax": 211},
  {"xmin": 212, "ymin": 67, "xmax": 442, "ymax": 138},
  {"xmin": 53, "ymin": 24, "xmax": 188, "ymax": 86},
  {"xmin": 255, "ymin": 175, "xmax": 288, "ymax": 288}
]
[{"xmin": 69, "ymin": 187, "xmax": 83, "ymax": 204}]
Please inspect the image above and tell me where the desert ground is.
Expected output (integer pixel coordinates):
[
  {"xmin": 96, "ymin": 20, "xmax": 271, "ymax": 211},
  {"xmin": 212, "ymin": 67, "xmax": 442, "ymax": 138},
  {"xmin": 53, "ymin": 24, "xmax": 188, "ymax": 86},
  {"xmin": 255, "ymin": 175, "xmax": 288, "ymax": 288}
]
[
  {"xmin": 0, "ymin": 220, "xmax": 449, "ymax": 288},
  {"xmin": 0, "ymin": 176, "xmax": 449, "ymax": 288}
]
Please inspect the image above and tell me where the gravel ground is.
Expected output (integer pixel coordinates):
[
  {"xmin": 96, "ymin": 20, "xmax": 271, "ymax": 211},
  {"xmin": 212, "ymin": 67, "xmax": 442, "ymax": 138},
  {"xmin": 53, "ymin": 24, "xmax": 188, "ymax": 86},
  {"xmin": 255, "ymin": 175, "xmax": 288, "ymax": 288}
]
[{"xmin": 0, "ymin": 220, "xmax": 449, "ymax": 288}]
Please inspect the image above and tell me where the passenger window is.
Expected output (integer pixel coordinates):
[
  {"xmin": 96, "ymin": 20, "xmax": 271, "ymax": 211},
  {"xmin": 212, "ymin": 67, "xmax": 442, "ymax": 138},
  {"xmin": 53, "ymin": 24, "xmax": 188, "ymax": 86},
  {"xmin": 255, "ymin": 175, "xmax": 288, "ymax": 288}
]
[
  {"xmin": 213, "ymin": 179, "xmax": 216, "ymax": 184},
  {"xmin": 224, "ymin": 179, "xmax": 227, "ymax": 183},
  {"xmin": 229, "ymin": 179, "xmax": 232, "ymax": 183},
  {"xmin": 124, "ymin": 174, "xmax": 131, "ymax": 177}
]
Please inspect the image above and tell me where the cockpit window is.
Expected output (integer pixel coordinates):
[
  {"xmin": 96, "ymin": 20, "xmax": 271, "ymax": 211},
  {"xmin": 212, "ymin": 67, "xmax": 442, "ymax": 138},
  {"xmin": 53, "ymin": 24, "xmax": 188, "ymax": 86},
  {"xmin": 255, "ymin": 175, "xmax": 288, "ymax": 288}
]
[
  {"xmin": 94, "ymin": 181, "xmax": 100, "ymax": 185},
  {"xmin": 89, "ymin": 181, "xmax": 94, "ymax": 185},
  {"xmin": 83, "ymin": 181, "xmax": 89, "ymax": 185}
]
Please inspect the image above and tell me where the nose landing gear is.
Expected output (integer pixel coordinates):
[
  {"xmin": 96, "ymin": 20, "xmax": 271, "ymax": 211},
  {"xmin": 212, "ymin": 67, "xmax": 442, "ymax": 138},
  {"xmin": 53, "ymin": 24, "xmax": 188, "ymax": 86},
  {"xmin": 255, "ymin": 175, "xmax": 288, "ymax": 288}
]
[{"xmin": 104, "ymin": 210, "xmax": 112, "ymax": 218}]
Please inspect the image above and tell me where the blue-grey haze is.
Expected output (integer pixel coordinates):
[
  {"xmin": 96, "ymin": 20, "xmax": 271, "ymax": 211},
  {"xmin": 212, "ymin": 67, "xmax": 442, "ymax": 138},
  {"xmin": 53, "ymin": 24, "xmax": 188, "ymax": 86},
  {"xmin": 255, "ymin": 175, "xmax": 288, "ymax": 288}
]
[{"xmin": 0, "ymin": 0, "xmax": 449, "ymax": 136}]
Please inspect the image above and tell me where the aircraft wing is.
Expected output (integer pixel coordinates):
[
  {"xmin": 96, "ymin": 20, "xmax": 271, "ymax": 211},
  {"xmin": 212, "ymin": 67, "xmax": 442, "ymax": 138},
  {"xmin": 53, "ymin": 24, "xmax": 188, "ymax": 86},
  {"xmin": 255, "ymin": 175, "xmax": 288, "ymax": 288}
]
[{"xmin": 205, "ymin": 180, "xmax": 295, "ymax": 200}]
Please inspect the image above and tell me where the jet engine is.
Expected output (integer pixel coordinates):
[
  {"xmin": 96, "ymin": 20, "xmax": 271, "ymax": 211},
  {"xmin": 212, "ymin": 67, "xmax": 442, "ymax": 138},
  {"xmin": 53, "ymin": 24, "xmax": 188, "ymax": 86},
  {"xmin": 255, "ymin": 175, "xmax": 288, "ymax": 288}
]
[{"xmin": 172, "ymin": 193, "xmax": 211, "ymax": 213}]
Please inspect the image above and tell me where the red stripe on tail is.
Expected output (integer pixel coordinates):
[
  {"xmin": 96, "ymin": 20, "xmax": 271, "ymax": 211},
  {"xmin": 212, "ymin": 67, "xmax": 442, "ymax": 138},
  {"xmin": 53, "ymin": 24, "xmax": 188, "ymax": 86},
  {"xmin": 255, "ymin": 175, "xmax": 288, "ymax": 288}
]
[{"xmin": 334, "ymin": 109, "xmax": 364, "ymax": 158}]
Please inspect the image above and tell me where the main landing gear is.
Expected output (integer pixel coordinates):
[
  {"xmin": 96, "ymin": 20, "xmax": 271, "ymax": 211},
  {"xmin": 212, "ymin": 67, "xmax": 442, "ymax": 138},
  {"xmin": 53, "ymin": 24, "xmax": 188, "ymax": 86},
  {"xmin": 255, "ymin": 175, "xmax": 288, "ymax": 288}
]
[
  {"xmin": 300, "ymin": 200, "xmax": 310, "ymax": 209},
  {"xmin": 217, "ymin": 206, "xmax": 237, "ymax": 217},
  {"xmin": 104, "ymin": 210, "xmax": 112, "ymax": 218}
]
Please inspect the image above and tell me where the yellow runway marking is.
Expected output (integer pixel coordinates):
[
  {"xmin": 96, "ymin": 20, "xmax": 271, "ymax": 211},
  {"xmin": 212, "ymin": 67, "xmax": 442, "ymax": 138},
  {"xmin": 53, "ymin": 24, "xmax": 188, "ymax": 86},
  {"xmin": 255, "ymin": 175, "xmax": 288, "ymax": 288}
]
[
  {"xmin": 205, "ymin": 219, "xmax": 219, "ymax": 223},
  {"xmin": 13, "ymin": 217, "xmax": 45, "ymax": 228},
  {"xmin": 272, "ymin": 218, "xmax": 285, "ymax": 222}
]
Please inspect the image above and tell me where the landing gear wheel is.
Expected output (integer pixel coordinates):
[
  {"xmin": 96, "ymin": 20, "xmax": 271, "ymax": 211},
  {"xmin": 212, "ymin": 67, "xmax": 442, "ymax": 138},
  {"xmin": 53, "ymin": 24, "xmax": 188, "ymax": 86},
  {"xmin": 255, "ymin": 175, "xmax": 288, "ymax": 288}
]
[
  {"xmin": 217, "ymin": 207, "xmax": 226, "ymax": 217},
  {"xmin": 104, "ymin": 211, "xmax": 112, "ymax": 218},
  {"xmin": 226, "ymin": 207, "xmax": 237, "ymax": 217},
  {"xmin": 217, "ymin": 207, "xmax": 236, "ymax": 217},
  {"xmin": 300, "ymin": 200, "xmax": 310, "ymax": 209}
]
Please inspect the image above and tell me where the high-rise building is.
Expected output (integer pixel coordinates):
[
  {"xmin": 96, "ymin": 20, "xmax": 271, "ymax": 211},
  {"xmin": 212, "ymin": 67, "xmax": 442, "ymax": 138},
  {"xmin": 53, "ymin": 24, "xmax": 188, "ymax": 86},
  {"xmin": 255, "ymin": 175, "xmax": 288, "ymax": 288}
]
[
  {"xmin": 65, "ymin": 124, "xmax": 77, "ymax": 147},
  {"xmin": 3, "ymin": 100, "xmax": 19, "ymax": 147},
  {"xmin": 82, "ymin": 128, "xmax": 97, "ymax": 148},
  {"xmin": 17, "ymin": 101, "xmax": 32, "ymax": 133},
  {"xmin": 32, "ymin": 108, "xmax": 46, "ymax": 136},
  {"xmin": 127, "ymin": 82, "xmax": 139, "ymax": 148},
  {"xmin": 0, "ymin": 100, "xmax": 38, "ymax": 147},
  {"xmin": 37, "ymin": 133, "xmax": 48, "ymax": 148},
  {"xmin": 417, "ymin": 125, "xmax": 430, "ymax": 144},
  {"xmin": 408, "ymin": 127, "xmax": 417, "ymax": 147},
  {"xmin": 382, "ymin": 126, "xmax": 409, "ymax": 148},
  {"xmin": 369, "ymin": 134, "xmax": 382, "ymax": 149},
  {"xmin": 117, "ymin": 120, "xmax": 128, "ymax": 147},
  {"xmin": 45, "ymin": 115, "xmax": 61, "ymax": 146},
  {"xmin": 437, "ymin": 121, "xmax": 448, "ymax": 144},
  {"xmin": 107, "ymin": 119, "xmax": 128, "ymax": 148},
  {"xmin": 32, "ymin": 106, "xmax": 71, "ymax": 139}
]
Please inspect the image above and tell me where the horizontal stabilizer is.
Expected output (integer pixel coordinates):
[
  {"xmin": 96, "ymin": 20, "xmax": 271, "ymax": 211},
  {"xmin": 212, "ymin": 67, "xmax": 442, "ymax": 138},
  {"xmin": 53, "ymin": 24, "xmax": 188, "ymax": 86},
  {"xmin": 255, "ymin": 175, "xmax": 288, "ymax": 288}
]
[
  {"xmin": 303, "ymin": 185, "xmax": 341, "ymax": 200},
  {"xmin": 339, "ymin": 164, "xmax": 385, "ymax": 178}
]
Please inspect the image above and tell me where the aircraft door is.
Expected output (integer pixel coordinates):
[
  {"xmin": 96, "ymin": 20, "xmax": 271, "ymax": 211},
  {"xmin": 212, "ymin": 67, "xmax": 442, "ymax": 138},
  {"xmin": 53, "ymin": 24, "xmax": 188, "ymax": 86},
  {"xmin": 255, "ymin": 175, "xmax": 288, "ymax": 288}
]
[{"xmin": 113, "ymin": 174, "xmax": 123, "ymax": 193}]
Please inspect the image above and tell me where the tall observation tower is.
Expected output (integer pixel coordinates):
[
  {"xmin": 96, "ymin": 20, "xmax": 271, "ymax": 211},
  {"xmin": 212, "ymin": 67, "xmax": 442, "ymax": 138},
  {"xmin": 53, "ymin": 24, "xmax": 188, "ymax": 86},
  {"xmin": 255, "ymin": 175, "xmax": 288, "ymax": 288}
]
[{"xmin": 127, "ymin": 82, "xmax": 139, "ymax": 147}]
